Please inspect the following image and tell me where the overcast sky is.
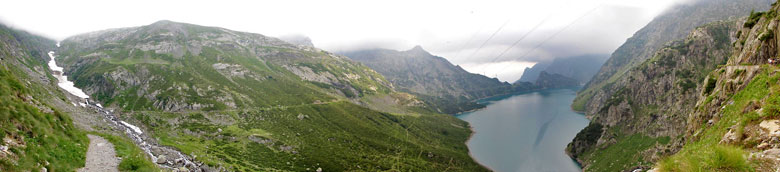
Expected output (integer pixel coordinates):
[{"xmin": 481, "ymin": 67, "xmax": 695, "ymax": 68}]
[{"xmin": 0, "ymin": 0, "xmax": 691, "ymax": 82}]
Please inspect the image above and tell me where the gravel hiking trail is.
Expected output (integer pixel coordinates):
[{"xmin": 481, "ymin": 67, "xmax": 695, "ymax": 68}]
[{"xmin": 78, "ymin": 134, "xmax": 119, "ymax": 172}]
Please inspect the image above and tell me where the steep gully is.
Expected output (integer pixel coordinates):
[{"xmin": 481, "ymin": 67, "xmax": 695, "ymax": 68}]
[{"xmin": 47, "ymin": 43, "xmax": 207, "ymax": 171}]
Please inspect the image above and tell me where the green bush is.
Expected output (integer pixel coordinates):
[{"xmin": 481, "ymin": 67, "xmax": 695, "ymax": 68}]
[
  {"xmin": 744, "ymin": 10, "xmax": 764, "ymax": 28},
  {"xmin": 703, "ymin": 76, "xmax": 718, "ymax": 95},
  {"xmin": 657, "ymin": 145, "xmax": 750, "ymax": 172},
  {"xmin": 758, "ymin": 31, "xmax": 773, "ymax": 41}
]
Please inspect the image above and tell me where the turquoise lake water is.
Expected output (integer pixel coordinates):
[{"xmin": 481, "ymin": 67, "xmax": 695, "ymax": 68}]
[{"xmin": 457, "ymin": 88, "xmax": 589, "ymax": 172}]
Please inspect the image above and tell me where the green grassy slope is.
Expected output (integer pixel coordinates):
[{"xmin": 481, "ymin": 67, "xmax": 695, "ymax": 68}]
[{"xmin": 0, "ymin": 24, "xmax": 89, "ymax": 171}]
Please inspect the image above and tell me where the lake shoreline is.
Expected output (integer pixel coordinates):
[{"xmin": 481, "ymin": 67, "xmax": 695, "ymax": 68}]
[{"xmin": 464, "ymin": 124, "xmax": 496, "ymax": 172}]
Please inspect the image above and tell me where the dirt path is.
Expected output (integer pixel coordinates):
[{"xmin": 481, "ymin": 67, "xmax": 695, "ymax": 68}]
[{"xmin": 78, "ymin": 134, "xmax": 119, "ymax": 172}]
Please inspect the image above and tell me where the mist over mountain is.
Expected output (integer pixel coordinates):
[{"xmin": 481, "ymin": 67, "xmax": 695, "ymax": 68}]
[
  {"xmin": 516, "ymin": 54, "xmax": 607, "ymax": 84},
  {"xmin": 279, "ymin": 34, "xmax": 315, "ymax": 47},
  {"xmin": 342, "ymin": 46, "xmax": 536, "ymax": 114}
]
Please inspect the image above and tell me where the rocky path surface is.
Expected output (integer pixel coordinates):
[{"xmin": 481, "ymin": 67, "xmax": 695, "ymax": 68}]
[{"xmin": 78, "ymin": 135, "xmax": 119, "ymax": 172}]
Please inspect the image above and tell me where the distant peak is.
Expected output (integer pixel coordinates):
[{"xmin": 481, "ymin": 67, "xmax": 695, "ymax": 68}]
[
  {"xmin": 410, "ymin": 45, "xmax": 425, "ymax": 51},
  {"xmin": 148, "ymin": 20, "xmax": 194, "ymax": 28},
  {"xmin": 151, "ymin": 20, "xmax": 176, "ymax": 25},
  {"xmin": 406, "ymin": 45, "xmax": 431, "ymax": 55}
]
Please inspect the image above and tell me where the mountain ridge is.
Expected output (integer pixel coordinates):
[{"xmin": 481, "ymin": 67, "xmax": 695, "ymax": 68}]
[{"xmin": 341, "ymin": 46, "xmax": 536, "ymax": 114}]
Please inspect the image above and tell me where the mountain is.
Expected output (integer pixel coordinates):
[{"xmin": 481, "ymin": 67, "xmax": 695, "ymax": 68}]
[
  {"xmin": 342, "ymin": 46, "xmax": 536, "ymax": 114},
  {"xmin": 542, "ymin": 54, "xmax": 608, "ymax": 83},
  {"xmin": 565, "ymin": 0, "xmax": 776, "ymax": 171},
  {"xmin": 516, "ymin": 61, "xmax": 551, "ymax": 83},
  {"xmin": 534, "ymin": 71, "xmax": 579, "ymax": 89},
  {"xmin": 516, "ymin": 54, "xmax": 607, "ymax": 84},
  {"xmin": 573, "ymin": 0, "xmax": 775, "ymax": 112},
  {"xmin": 56, "ymin": 20, "xmax": 487, "ymax": 171}
]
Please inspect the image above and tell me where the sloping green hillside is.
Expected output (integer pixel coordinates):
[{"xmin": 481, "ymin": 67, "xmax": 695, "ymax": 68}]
[
  {"xmin": 58, "ymin": 20, "xmax": 486, "ymax": 171},
  {"xmin": 0, "ymin": 24, "xmax": 88, "ymax": 171}
]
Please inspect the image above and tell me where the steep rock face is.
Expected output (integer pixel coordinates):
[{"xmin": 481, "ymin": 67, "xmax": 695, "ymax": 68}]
[
  {"xmin": 664, "ymin": 4, "xmax": 780, "ymax": 171},
  {"xmin": 57, "ymin": 21, "xmax": 487, "ymax": 171},
  {"xmin": 574, "ymin": 0, "xmax": 773, "ymax": 113},
  {"xmin": 534, "ymin": 71, "xmax": 579, "ymax": 89},
  {"xmin": 567, "ymin": 20, "xmax": 740, "ymax": 171},
  {"xmin": 342, "ymin": 46, "xmax": 535, "ymax": 113}
]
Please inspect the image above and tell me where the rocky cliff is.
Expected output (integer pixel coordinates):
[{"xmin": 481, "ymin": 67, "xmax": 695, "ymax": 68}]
[
  {"xmin": 658, "ymin": 3, "xmax": 780, "ymax": 171},
  {"xmin": 567, "ymin": 0, "xmax": 780, "ymax": 171},
  {"xmin": 567, "ymin": 20, "xmax": 739, "ymax": 171},
  {"xmin": 573, "ymin": 0, "xmax": 774, "ymax": 112}
]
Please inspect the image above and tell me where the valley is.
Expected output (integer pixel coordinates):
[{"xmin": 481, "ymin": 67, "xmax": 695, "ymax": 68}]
[{"xmin": 3, "ymin": 0, "xmax": 780, "ymax": 171}]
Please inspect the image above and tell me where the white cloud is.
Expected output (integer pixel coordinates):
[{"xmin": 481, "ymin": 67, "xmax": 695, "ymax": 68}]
[{"xmin": 460, "ymin": 61, "xmax": 536, "ymax": 82}]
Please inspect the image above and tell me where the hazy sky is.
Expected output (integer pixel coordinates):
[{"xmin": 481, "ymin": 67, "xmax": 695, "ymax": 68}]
[{"xmin": 0, "ymin": 0, "xmax": 691, "ymax": 82}]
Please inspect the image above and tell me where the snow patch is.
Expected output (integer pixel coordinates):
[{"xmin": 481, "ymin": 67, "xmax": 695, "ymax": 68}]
[
  {"xmin": 120, "ymin": 121, "xmax": 143, "ymax": 134},
  {"xmin": 47, "ymin": 51, "xmax": 90, "ymax": 99}
]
